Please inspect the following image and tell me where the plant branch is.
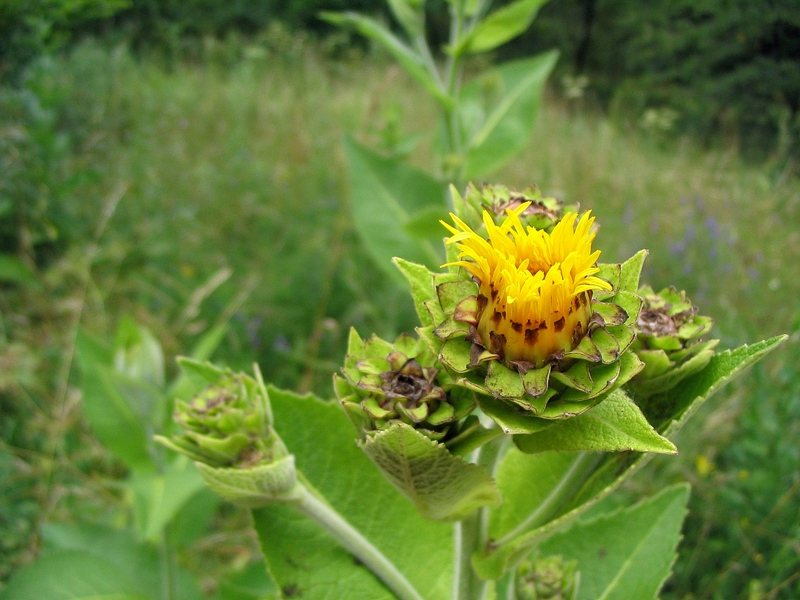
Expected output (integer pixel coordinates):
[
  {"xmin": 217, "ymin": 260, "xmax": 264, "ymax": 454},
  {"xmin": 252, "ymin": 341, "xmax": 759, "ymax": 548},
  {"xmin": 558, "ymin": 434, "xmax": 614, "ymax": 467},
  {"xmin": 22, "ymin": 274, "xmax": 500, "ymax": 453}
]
[
  {"xmin": 296, "ymin": 483, "xmax": 424, "ymax": 600},
  {"xmin": 453, "ymin": 435, "xmax": 508, "ymax": 600}
]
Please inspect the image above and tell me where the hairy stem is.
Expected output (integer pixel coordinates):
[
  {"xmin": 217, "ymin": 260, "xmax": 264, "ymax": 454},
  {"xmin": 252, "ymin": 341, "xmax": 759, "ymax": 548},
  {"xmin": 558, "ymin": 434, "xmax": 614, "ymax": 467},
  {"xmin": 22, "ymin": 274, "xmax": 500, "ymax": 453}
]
[
  {"xmin": 453, "ymin": 512, "xmax": 482, "ymax": 600},
  {"xmin": 453, "ymin": 435, "xmax": 509, "ymax": 600},
  {"xmin": 296, "ymin": 484, "xmax": 424, "ymax": 600}
]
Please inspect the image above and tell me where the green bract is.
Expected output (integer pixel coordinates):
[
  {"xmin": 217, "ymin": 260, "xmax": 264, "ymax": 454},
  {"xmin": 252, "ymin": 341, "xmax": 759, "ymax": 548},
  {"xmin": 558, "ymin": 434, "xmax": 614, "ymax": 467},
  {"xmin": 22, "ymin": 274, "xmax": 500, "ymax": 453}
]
[
  {"xmin": 629, "ymin": 285, "xmax": 718, "ymax": 397},
  {"xmin": 450, "ymin": 182, "xmax": 579, "ymax": 234},
  {"xmin": 335, "ymin": 328, "xmax": 503, "ymax": 520},
  {"xmin": 336, "ymin": 328, "xmax": 477, "ymax": 444}
]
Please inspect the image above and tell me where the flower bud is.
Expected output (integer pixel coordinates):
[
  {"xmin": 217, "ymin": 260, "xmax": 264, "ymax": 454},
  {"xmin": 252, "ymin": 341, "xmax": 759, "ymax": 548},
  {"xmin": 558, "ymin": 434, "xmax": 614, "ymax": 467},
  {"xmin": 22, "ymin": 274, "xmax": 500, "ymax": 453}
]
[
  {"xmin": 515, "ymin": 554, "xmax": 579, "ymax": 600},
  {"xmin": 165, "ymin": 369, "xmax": 274, "ymax": 468},
  {"xmin": 156, "ymin": 361, "xmax": 299, "ymax": 507},
  {"xmin": 335, "ymin": 330, "xmax": 476, "ymax": 443},
  {"xmin": 629, "ymin": 285, "xmax": 718, "ymax": 397}
]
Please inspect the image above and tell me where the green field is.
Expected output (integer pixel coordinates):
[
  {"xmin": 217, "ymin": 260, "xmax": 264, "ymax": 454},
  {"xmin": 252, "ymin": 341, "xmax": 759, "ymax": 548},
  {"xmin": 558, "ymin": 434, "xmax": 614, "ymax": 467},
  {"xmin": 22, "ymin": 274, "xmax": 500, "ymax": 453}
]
[{"xmin": 2, "ymin": 39, "xmax": 799, "ymax": 598}]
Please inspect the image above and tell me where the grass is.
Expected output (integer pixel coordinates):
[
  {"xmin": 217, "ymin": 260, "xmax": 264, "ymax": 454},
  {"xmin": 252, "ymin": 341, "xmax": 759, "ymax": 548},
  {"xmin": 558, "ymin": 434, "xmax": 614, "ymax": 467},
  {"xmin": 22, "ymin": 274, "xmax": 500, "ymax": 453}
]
[{"xmin": 1, "ymin": 36, "xmax": 798, "ymax": 598}]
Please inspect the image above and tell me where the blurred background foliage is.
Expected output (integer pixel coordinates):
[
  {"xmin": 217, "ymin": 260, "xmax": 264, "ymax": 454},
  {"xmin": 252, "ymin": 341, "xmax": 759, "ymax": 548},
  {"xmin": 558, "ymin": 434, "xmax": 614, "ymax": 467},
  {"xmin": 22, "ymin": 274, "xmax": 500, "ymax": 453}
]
[{"xmin": 0, "ymin": 1, "xmax": 798, "ymax": 599}]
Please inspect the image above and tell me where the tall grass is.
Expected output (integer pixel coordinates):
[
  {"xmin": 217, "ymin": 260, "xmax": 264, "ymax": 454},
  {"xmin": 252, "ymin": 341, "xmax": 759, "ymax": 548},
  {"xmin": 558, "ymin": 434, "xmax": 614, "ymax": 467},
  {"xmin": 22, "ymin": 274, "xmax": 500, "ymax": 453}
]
[{"xmin": 3, "ymin": 38, "xmax": 799, "ymax": 597}]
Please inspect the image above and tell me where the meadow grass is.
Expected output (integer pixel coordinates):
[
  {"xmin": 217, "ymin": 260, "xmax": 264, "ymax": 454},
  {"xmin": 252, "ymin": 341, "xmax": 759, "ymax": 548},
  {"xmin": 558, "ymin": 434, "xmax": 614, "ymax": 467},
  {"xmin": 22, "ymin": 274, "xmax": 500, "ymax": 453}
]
[{"xmin": 3, "ymin": 39, "xmax": 799, "ymax": 597}]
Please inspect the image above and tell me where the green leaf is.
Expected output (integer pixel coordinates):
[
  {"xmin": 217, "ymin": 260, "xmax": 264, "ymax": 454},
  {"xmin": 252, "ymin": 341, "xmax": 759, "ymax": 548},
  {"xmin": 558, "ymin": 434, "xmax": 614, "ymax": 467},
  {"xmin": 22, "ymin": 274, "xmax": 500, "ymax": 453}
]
[
  {"xmin": 194, "ymin": 455, "xmax": 299, "ymax": 508},
  {"xmin": 641, "ymin": 335, "xmax": 788, "ymax": 433},
  {"xmin": 461, "ymin": 52, "xmax": 559, "ymax": 179},
  {"xmin": 41, "ymin": 524, "xmax": 160, "ymax": 595},
  {"xmin": 403, "ymin": 205, "xmax": 451, "ymax": 241},
  {"xmin": 485, "ymin": 360, "xmax": 525, "ymax": 398},
  {"xmin": 252, "ymin": 388, "xmax": 453, "ymax": 600},
  {"xmin": 540, "ymin": 484, "xmax": 690, "ymax": 600},
  {"xmin": 128, "ymin": 457, "xmax": 207, "ymax": 542},
  {"xmin": 0, "ymin": 550, "xmax": 152, "ymax": 600},
  {"xmin": 344, "ymin": 137, "xmax": 447, "ymax": 282},
  {"xmin": 386, "ymin": 0, "xmax": 423, "ymax": 37},
  {"xmin": 40, "ymin": 523, "xmax": 204, "ymax": 600},
  {"xmin": 360, "ymin": 422, "xmax": 501, "ymax": 520},
  {"xmin": 618, "ymin": 249, "xmax": 648, "ymax": 294},
  {"xmin": 321, "ymin": 12, "xmax": 449, "ymax": 106},
  {"xmin": 513, "ymin": 390, "xmax": 677, "ymax": 454},
  {"xmin": 476, "ymin": 395, "xmax": 556, "ymax": 434},
  {"xmin": 440, "ymin": 337, "xmax": 473, "ymax": 372},
  {"xmin": 476, "ymin": 337, "xmax": 785, "ymax": 579},
  {"xmin": 392, "ymin": 258, "xmax": 437, "ymax": 327},
  {"xmin": 632, "ymin": 346, "xmax": 715, "ymax": 397},
  {"xmin": 452, "ymin": 0, "xmax": 550, "ymax": 55},
  {"xmin": 171, "ymin": 487, "xmax": 221, "ymax": 548},
  {"xmin": 217, "ymin": 561, "xmax": 279, "ymax": 600},
  {"xmin": 76, "ymin": 358, "xmax": 154, "ymax": 471},
  {"xmin": 489, "ymin": 450, "xmax": 579, "ymax": 541},
  {"xmin": 0, "ymin": 254, "xmax": 38, "ymax": 285}
]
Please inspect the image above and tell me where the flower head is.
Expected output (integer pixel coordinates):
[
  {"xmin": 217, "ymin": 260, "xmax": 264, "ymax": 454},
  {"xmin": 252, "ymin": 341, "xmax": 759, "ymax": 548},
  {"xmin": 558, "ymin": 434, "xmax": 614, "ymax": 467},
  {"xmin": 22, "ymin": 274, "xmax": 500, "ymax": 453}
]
[
  {"xmin": 629, "ymin": 285, "xmax": 717, "ymax": 397},
  {"xmin": 160, "ymin": 367, "xmax": 276, "ymax": 468},
  {"xmin": 335, "ymin": 330, "xmax": 476, "ymax": 443},
  {"xmin": 442, "ymin": 203, "xmax": 611, "ymax": 368},
  {"xmin": 425, "ymin": 197, "xmax": 643, "ymax": 425},
  {"xmin": 155, "ymin": 360, "xmax": 298, "ymax": 508}
]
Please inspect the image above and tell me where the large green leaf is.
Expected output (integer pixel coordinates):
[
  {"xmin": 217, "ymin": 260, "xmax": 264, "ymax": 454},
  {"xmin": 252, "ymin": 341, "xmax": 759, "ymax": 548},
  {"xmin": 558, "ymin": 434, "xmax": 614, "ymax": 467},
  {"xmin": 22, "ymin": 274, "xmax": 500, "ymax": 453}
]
[
  {"xmin": 460, "ymin": 51, "xmax": 559, "ymax": 179},
  {"xmin": 321, "ymin": 12, "xmax": 449, "ymax": 107},
  {"xmin": 451, "ymin": 0, "xmax": 550, "ymax": 55},
  {"xmin": 252, "ymin": 388, "xmax": 453, "ymax": 600},
  {"xmin": 217, "ymin": 561, "xmax": 279, "ymax": 600},
  {"xmin": 540, "ymin": 484, "xmax": 690, "ymax": 600},
  {"xmin": 76, "ymin": 355, "xmax": 154, "ymax": 472},
  {"xmin": 361, "ymin": 422, "xmax": 501, "ymax": 521},
  {"xmin": 39, "ymin": 523, "xmax": 204, "ymax": 600},
  {"xmin": 489, "ymin": 450, "xmax": 578, "ymax": 542},
  {"xmin": 642, "ymin": 336, "xmax": 788, "ymax": 434},
  {"xmin": 514, "ymin": 390, "xmax": 676, "ymax": 454},
  {"xmin": 474, "ymin": 336, "xmax": 786, "ymax": 579},
  {"xmin": 344, "ymin": 137, "xmax": 447, "ymax": 283},
  {"xmin": 0, "ymin": 550, "xmax": 151, "ymax": 600},
  {"xmin": 128, "ymin": 457, "xmax": 207, "ymax": 542}
]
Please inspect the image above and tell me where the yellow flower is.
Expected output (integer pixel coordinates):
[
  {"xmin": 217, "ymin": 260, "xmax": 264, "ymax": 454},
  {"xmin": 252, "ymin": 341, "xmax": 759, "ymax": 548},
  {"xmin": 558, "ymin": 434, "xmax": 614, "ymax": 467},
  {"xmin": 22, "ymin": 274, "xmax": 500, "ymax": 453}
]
[{"xmin": 441, "ymin": 203, "xmax": 611, "ymax": 369}]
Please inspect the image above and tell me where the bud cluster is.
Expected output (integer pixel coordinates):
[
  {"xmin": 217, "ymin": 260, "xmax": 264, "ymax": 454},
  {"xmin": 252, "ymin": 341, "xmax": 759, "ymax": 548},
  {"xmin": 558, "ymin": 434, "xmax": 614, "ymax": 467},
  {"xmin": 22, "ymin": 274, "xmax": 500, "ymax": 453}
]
[
  {"xmin": 629, "ymin": 285, "xmax": 717, "ymax": 397},
  {"xmin": 515, "ymin": 554, "xmax": 579, "ymax": 600},
  {"xmin": 159, "ymin": 365, "xmax": 275, "ymax": 468},
  {"xmin": 335, "ymin": 331, "xmax": 476, "ymax": 443}
]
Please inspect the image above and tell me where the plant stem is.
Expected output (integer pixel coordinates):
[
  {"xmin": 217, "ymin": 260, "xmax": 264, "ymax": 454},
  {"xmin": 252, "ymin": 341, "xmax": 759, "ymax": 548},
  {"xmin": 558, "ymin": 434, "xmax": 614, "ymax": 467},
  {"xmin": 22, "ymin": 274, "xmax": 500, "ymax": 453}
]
[
  {"xmin": 493, "ymin": 451, "xmax": 602, "ymax": 548},
  {"xmin": 453, "ymin": 435, "xmax": 509, "ymax": 600},
  {"xmin": 295, "ymin": 484, "xmax": 424, "ymax": 600},
  {"xmin": 453, "ymin": 512, "xmax": 482, "ymax": 600},
  {"xmin": 160, "ymin": 522, "xmax": 178, "ymax": 600}
]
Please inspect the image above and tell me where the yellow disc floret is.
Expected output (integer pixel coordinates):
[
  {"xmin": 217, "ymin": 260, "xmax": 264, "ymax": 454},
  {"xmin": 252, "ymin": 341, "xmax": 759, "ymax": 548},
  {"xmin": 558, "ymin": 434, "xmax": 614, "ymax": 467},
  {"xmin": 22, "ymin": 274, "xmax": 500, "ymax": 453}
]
[{"xmin": 442, "ymin": 203, "xmax": 611, "ymax": 368}]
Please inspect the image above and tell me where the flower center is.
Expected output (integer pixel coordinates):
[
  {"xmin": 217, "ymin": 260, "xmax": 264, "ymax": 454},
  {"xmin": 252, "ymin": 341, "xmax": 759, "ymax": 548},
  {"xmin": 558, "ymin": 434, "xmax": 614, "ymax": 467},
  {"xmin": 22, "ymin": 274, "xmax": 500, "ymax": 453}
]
[{"xmin": 379, "ymin": 355, "xmax": 445, "ymax": 408}]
